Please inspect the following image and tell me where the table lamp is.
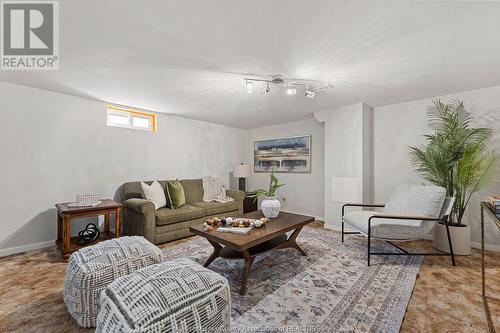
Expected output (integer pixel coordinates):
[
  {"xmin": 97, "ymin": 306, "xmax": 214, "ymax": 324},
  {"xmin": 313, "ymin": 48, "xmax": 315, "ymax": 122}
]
[{"xmin": 233, "ymin": 163, "xmax": 251, "ymax": 192}]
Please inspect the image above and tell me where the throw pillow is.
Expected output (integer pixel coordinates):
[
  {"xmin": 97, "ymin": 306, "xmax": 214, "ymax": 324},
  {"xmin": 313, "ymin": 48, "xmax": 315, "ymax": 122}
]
[
  {"xmin": 166, "ymin": 179, "xmax": 186, "ymax": 209},
  {"xmin": 140, "ymin": 181, "xmax": 167, "ymax": 210}
]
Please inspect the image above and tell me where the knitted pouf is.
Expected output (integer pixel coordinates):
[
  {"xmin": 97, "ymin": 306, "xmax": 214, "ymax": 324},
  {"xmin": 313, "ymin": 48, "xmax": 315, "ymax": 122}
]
[
  {"xmin": 96, "ymin": 259, "xmax": 231, "ymax": 333},
  {"xmin": 63, "ymin": 236, "xmax": 164, "ymax": 327}
]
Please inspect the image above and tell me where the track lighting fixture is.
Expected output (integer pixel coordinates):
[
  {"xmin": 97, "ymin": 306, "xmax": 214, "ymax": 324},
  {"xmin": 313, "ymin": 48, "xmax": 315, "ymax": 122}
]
[{"xmin": 243, "ymin": 73, "xmax": 333, "ymax": 98}]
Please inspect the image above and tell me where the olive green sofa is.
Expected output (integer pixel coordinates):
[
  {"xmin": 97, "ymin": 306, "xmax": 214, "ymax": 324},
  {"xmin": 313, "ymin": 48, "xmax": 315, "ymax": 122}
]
[{"xmin": 122, "ymin": 179, "xmax": 245, "ymax": 245}]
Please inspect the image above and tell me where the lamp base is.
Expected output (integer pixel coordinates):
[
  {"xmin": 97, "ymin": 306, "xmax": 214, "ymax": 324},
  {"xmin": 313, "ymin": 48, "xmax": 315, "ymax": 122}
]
[{"xmin": 238, "ymin": 178, "xmax": 246, "ymax": 192}]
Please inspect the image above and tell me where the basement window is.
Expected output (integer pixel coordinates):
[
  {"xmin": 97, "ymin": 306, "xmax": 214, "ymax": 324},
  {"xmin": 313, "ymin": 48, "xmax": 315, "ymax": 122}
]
[{"xmin": 106, "ymin": 106, "xmax": 157, "ymax": 132}]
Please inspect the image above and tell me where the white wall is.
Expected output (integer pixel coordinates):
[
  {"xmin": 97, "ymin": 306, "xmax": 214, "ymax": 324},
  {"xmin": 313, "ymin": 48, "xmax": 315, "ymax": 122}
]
[
  {"xmin": 247, "ymin": 119, "xmax": 324, "ymax": 219},
  {"xmin": 373, "ymin": 85, "xmax": 500, "ymax": 248},
  {"xmin": 314, "ymin": 103, "xmax": 373, "ymax": 229},
  {"xmin": 0, "ymin": 82, "xmax": 249, "ymax": 255}
]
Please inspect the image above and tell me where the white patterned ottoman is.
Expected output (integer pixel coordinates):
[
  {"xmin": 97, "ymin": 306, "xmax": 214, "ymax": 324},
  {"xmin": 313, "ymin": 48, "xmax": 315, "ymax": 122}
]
[
  {"xmin": 63, "ymin": 236, "xmax": 164, "ymax": 328},
  {"xmin": 96, "ymin": 259, "xmax": 231, "ymax": 333}
]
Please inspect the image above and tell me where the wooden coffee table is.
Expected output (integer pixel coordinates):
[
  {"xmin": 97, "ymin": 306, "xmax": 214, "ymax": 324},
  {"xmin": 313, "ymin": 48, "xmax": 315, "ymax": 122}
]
[{"xmin": 189, "ymin": 211, "xmax": 315, "ymax": 295}]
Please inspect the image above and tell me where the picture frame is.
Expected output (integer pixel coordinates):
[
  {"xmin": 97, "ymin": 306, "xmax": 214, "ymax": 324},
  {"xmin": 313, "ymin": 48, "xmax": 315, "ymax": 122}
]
[{"xmin": 254, "ymin": 135, "xmax": 311, "ymax": 173}]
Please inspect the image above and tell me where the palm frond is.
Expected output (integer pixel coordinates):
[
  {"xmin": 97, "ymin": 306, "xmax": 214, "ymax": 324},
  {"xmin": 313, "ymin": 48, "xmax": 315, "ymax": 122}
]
[{"xmin": 409, "ymin": 99, "xmax": 499, "ymax": 225}]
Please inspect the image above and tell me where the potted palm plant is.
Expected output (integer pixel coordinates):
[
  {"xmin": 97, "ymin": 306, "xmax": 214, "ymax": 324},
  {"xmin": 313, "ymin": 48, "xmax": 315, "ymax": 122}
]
[
  {"xmin": 410, "ymin": 99, "xmax": 499, "ymax": 255},
  {"xmin": 247, "ymin": 171, "xmax": 285, "ymax": 218}
]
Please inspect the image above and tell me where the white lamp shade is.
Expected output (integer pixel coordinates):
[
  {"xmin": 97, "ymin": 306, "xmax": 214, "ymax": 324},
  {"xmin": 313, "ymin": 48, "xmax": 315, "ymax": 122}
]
[{"xmin": 233, "ymin": 163, "xmax": 251, "ymax": 178}]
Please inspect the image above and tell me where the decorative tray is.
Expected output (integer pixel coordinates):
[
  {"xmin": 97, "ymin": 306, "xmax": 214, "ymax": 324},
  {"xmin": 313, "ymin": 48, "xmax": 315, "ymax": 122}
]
[{"xmin": 203, "ymin": 216, "xmax": 270, "ymax": 234}]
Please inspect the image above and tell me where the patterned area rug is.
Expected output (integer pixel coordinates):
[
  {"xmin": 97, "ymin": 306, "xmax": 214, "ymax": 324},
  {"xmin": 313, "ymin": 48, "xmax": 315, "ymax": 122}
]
[{"xmin": 162, "ymin": 228, "xmax": 423, "ymax": 333}]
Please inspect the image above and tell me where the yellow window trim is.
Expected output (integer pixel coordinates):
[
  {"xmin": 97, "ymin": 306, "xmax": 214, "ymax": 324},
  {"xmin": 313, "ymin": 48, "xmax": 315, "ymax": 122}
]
[{"xmin": 106, "ymin": 105, "xmax": 157, "ymax": 132}]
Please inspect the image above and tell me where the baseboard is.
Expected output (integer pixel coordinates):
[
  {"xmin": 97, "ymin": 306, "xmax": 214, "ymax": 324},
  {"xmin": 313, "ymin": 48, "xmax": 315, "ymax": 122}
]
[
  {"xmin": 324, "ymin": 223, "xmax": 340, "ymax": 231},
  {"xmin": 0, "ymin": 240, "xmax": 54, "ymax": 257},
  {"xmin": 280, "ymin": 210, "xmax": 324, "ymax": 222},
  {"xmin": 471, "ymin": 241, "xmax": 500, "ymax": 252},
  {"xmin": 323, "ymin": 222, "xmax": 358, "ymax": 233}
]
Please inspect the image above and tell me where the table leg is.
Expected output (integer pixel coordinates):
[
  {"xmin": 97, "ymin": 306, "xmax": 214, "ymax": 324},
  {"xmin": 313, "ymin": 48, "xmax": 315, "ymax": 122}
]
[
  {"xmin": 115, "ymin": 207, "xmax": 122, "ymax": 237},
  {"xmin": 480, "ymin": 206, "xmax": 496, "ymax": 333},
  {"xmin": 204, "ymin": 241, "xmax": 222, "ymax": 267},
  {"xmin": 277, "ymin": 226, "xmax": 307, "ymax": 256},
  {"xmin": 63, "ymin": 214, "xmax": 71, "ymax": 257},
  {"xmin": 57, "ymin": 212, "xmax": 63, "ymax": 246},
  {"xmin": 104, "ymin": 213, "xmax": 110, "ymax": 235},
  {"xmin": 240, "ymin": 250, "xmax": 255, "ymax": 295}
]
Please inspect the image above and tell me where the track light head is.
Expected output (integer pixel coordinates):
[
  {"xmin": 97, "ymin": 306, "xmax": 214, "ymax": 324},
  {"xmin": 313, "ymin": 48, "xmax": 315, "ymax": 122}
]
[
  {"xmin": 286, "ymin": 87, "xmax": 296, "ymax": 95},
  {"xmin": 246, "ymin": 80, "xmax": 253, "ymax": 93},
  {"xmin": 305, "ymin": 90, "xmax": 315, "ymax": 99},
  {"xmin": 260, "ymin": 83, "xmax": 271, "ymax": 95}
]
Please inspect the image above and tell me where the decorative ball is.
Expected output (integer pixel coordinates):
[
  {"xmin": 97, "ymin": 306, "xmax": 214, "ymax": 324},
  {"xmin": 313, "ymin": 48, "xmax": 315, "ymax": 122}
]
[
  {"xmin": 254, "ymin": 220, "xmax": 263, "ymax": 228},
  {"xmin": 77, "ymin": 223, "xmax": 100, "ymax": 245},
  {"xmin": 226, "ymin": 217, "xmax": 233, "ymax": 224}
]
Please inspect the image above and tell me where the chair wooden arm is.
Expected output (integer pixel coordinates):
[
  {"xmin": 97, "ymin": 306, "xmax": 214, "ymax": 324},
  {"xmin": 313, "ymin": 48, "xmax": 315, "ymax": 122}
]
[
  {"xmin": 342, "ymin": 203, "xmax": 385, "ymax": 217},
  {"xmin": 368, "ymin": 214, "xmax": 442, "ymax": 222}
]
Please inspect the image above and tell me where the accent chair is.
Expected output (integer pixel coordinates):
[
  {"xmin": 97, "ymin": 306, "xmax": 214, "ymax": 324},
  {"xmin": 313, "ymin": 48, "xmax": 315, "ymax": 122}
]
[{"xmin": 341, "ymin": 184, "xmax": 456, "ymax": 266}]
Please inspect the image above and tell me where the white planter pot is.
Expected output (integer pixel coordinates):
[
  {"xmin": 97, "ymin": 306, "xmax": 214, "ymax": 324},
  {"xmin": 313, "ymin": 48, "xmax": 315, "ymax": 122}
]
[
  {"xmin": 261, "ymin": 196, "xmax": 281, "ymax": 218},
  {"xmin": 433, "ymin": 223, "xmax": 471, "ymax": 255}
]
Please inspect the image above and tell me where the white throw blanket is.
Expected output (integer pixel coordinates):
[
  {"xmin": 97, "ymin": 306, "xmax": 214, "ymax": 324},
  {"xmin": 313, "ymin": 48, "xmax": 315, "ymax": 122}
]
[{"xmin": 202, "ymin": 176, "xmax": 235, "ymax": 203}]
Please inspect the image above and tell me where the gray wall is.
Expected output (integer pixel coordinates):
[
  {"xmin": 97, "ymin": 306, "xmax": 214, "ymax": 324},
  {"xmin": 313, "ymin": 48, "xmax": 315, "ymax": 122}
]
[
  {"xmin": 373, "ymin": 85, "xmax": 500, "ymax": 249},
  {"xmin": 247, "ymin": 119, "xmax": 325, "ymax": 218},
  {"xmin": 0, "ymin": 82, "xmax": 248, "ymax": 254}
]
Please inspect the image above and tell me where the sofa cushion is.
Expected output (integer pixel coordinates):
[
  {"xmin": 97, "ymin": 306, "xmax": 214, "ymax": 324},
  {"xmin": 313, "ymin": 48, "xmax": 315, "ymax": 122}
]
[
  {"xmin": 190, "ymin": 201, "xmax": 239, "ymax": 216},
  {"xmin": 140, "ymin": 181, "xmax": 167, "ymax": 210},
  {"xmin": 156, "ymin": 205, "xmax": 204, "ymax": 226},
  {"xmin": 179, "ymin": 179, "xmax": 203, "ymax": 203},
  {"xmin": 166, "ymin": 179, "xmax": 186, "ymax": 209},
  {"xmin": 123, "ymin": 180, "xmax": 166, "ymax": 200}
]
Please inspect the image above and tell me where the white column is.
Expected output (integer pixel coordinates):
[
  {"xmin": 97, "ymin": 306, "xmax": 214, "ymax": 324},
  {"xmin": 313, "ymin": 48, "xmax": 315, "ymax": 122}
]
[{"xmin": 314, "ymin": 103, "xmax": 373, "ymax": 229}]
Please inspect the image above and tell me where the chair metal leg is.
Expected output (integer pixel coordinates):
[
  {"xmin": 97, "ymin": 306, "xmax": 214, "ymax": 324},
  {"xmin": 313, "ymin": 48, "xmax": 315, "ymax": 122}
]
[
  {"xmin": 367, "ymin": 220, "xmax": 371, "ymax": 266},
  {"xmin": 359, "ymin": 212, "xmax": 455, "ymax": 267},
  {"xmin": 444, "ymin": 219, "xmax": 456, "ymax": 266},
  {"xmin": 341, "ymin": 220, "xmax": 344, "ymax": 242}
]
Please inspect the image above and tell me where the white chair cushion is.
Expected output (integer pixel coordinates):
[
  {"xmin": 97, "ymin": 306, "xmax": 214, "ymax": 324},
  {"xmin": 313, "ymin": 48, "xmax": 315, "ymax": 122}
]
[
  {"xmin": 384, "ymin": 184, "xmax": 446, "ymax": 224},
  {"xmin": 343, "ymin": 211, "xmax": 436, "ymax": 240},
  {"xmin": 343, "ymin": 184, "xmax": 445, "ymax": 240}
]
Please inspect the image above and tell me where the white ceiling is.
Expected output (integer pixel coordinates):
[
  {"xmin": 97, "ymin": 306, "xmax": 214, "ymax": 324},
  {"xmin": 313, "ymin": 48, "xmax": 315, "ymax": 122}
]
[{"xmin": 2, "ymin": 0, "xmax": 500, "ymax": 128}]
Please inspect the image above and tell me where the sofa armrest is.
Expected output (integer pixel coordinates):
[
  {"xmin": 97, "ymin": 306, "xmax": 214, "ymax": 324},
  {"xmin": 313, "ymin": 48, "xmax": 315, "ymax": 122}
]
[
  {"xmin": 123, "ymin": 198, "xmax": 154, "ymax": 214},
  {"xmin": 226, "ymin": 190, "xmax": 245, "ymax": 215},
  {"xmin": 122, "ymin": 199, "xmax": 157, "ymax": 243}
]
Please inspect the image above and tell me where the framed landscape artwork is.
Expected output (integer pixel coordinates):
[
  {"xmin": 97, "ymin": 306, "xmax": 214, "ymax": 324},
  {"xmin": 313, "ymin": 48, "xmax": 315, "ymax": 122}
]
[{"xmin": 254, "ymin": 135, "xmax": 311, "ymax": 173}]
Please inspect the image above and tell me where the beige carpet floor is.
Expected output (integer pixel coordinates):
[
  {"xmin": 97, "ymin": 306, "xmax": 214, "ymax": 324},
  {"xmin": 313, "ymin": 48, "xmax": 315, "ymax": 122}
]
[{"xmin": 0, "ymin": 224, "xmax": 498, "ymax": 332}]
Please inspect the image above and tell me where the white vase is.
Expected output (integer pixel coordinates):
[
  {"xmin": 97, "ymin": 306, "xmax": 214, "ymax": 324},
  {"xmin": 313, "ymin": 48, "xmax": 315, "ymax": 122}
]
[
  {"xmin": 261, "ymin": 196, "xmax": 281, "ymax": 218},
  {"xmin": 433, "ymin": 223, "xmax": 471, "ymax": 255}
]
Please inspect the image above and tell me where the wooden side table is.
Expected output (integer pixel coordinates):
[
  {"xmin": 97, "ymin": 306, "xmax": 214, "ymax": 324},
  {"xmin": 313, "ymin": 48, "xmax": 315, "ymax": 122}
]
[
  {"xmin": 243, "ymin": 196, "xmax": 258, "ymax": 214},
  {"xmin": 55, "ymin": 199, "xmax": 122, "ymax": 259},
  {"xmin": 480, "ymin": 201, "xmax": 500, "ymax": 333}
]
